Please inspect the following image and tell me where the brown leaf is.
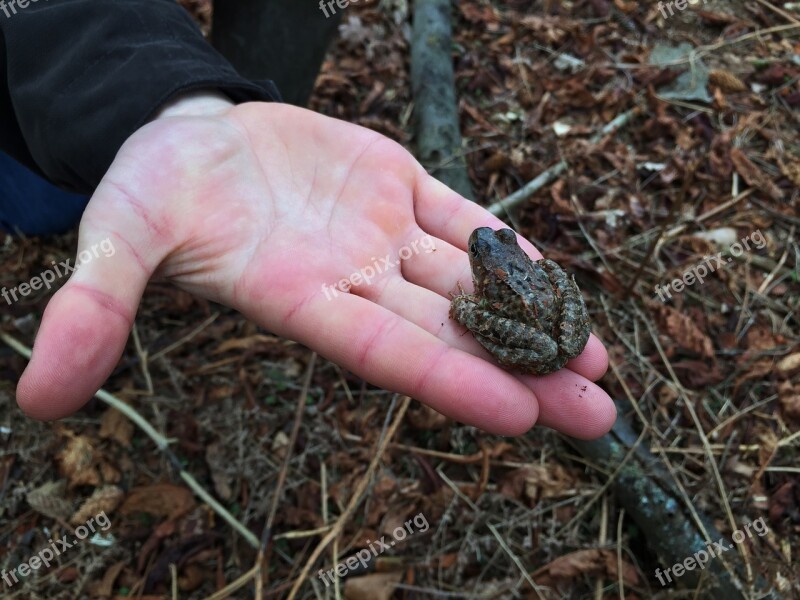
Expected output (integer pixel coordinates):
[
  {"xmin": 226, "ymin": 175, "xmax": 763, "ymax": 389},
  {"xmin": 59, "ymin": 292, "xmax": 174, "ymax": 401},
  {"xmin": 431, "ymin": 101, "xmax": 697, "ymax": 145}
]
[
  {"xmin": 205, "ymin": 442, "xmax": 233, "ymax": 501},
  {"xmin": 407, "ymin": 404, "xmax": 448, "ymax": 430},
  {"xmin": 779, "ymin": 157, "xmax": 800, "ymax": 186},
  {"xmin": 671, "ymin": 359, "xmax": 725, "ymax": 387},
  {"xmin": 120, "ymin": 484, "xmax": 195, "ymax": 521},
  {"xmin": 57, "ymin": 433, "xmax": 102, "ymax": 488},
  {"xmin": 778, "ymin": 380, "xmax": 800, "ymax": 422},
  {"xmin": 730, "ymin": 148, "xmax": 783, "ymax": 200},
  {"xmin": 658, "ymin": 306, "xmax": 714, "ymax": 358},
  {"xmin": 99, "ymin": 407, "xmax": 134, "ymax": 448},
  {"xmin": 343, "ymin": 571, "xmax": 403, "ymax": 600},
  {"xmin": 212, "ymin": 334, "xmax": 280, "ymax": 354},
  {"xmin": 499, "ymin": 465, "xmax": 576, "ymax": 504},
  {"xmin": 178, "ymin": 563, "xmax": 207, "ymax": 592},
  {"xmin": 777, "ymin": 352, "xmax": 800, "ymax": 375},
  {"xmin": 92, "ymin": 561, "xmax": 126, "ymax": 598},
  {"xmin": 482, "ymin": 150, "xmax": 510, "ymax": 173},
  {"xmin": 708, "ymin": 70, "xmax": 747, "ymax": 93},
  {"xmin": 27, "ymin": 480, "xmax": 72, "ymax": 521},
  {"xmin": 70, "ymin": 485, "xmax": 124, "ymax": 526},
  {"xmin": 532, "ymin": 549, "xmax": 640, "ymax": 587},
  {"xmin": 768, "ymin": 481, "xmax": 798, "ymax": 525}
]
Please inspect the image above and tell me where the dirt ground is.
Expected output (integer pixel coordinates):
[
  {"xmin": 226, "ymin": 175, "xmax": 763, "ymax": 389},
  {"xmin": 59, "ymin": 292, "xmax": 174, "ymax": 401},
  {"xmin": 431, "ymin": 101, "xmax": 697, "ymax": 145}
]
[{"xmin": 1, "ymin": 0, "xmax": 798, "ymax": 598}]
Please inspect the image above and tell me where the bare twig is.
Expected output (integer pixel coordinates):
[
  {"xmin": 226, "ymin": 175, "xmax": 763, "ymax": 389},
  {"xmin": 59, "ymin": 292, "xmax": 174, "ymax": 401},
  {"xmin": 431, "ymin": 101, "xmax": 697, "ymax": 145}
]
[{"xmin": 487, "ymin": 107, "xmax": 641, "ymax": 216}]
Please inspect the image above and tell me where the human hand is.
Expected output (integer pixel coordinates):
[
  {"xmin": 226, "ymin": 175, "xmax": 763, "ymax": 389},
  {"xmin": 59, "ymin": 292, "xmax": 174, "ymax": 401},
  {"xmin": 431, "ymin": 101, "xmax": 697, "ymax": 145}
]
[{"xmin": 16, "ymin": 94, "xmax": 616, "ymax": 438}]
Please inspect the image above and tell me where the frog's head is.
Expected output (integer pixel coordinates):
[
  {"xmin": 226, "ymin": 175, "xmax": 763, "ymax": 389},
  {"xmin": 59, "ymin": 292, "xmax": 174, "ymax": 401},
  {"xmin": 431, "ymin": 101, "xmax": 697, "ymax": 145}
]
[{"xmin": 467, "ymin": 227, "xmax": 529, "ymax": 289}]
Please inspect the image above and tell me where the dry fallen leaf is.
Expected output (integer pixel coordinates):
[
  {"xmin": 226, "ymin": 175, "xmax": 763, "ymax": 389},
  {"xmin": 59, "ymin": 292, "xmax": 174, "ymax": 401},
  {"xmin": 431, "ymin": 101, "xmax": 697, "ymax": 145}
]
[
  {"xmin": 205, "ymin": 442, "xmax": 233, "ymax": 501},
  {"xmin": 776, "ymin": 352, "xmax": 800, "ymax": 375},
  {"xmin": 778, "ymin": 380, "xmax": 800, "ymax": 421},
  {"xmin": 70, "ymin": 485, "xmax": 124, "ymax": 526},
  {"xmin": 730, "ymin": 148, "xmax": 783, "ymax": 200},
  {"xmin": 343, "ymin": 571, "xmax": 404, "ymax": 600},
  {"xmin": 89, "ymin": 560, "xmax": 126, "ymax": 598},
  {"xmin": 532, "ymin": 548, "xmax": 640, "ymax": 587},
  {"xmin": 658, "ymin": 306, "xmax": 715, "ymax": 358},
  {"xmin": 120, "ymin": 484, "xmax": 195, "ymax": 521},
  {"xmin": 99, "ymin": 406, "xmax": 134, "ymax": 448},
  {"xmin": 499, "ymin": 464, "xmax": 576, "ymax": 504},
  {"xmin": 406, "ymin": 403, "xmax": 448, "ymax": 430},
  {"xmin": 709, "ymin": 69, "xmax": 747, "ymax": 93},
  {"xmin": 27, "ymin": 480, "xmax": 72, "ymax": 521},
  {"xmin": 57, "ymin": 433, "xmax": 102, "ymax": 488}
]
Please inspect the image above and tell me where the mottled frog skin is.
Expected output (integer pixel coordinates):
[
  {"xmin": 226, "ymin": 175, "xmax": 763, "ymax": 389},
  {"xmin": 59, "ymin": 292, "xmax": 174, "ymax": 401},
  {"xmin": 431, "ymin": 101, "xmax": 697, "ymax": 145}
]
[{"xmin": 449, "ymin": 227, "xmax": 591, "ymax": 375}]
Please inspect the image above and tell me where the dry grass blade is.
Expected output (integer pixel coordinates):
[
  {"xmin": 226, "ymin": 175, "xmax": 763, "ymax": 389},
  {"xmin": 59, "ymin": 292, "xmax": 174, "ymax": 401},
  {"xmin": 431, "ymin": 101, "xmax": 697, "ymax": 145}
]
[
  {"xmin": 256, "ymin": 352, "xmax": 318, "ymax": 597},
  {"xmin": 286, "ymin": 395, "xmax": 412, "ymax": 600}
]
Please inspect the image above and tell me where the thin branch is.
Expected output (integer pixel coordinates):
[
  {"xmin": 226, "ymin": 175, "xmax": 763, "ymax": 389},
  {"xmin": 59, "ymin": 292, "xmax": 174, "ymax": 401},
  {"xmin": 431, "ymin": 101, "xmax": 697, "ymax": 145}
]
[{"xmin": 487, "ymin": 107, "xmax": 641, "ymax": 216}]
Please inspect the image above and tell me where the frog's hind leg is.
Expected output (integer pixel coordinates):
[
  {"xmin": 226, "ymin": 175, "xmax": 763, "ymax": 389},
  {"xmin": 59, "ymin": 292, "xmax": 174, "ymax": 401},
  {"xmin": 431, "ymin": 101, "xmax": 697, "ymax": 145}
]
[
  {"xmin": 475, "ymin": 335, "xmax": 567, "ymax": 376},
  {"xmin": 539, "ymin": 259, "xmax": 591, "ymax": 359}
]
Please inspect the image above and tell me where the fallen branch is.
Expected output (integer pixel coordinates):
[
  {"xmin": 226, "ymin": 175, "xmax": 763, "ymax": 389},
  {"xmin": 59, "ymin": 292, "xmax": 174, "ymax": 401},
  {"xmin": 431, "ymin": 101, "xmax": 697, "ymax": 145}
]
[
  {"xmin": 487, "ymin": 107, "xmax": 641, "ymax": 216},
  {"xmin": 569, "ymin": 401, "xmax": 780, "ymax": 599},
  {"xmin": 411, "ymin": 0, "xmax": 474, "ymax": 200}
]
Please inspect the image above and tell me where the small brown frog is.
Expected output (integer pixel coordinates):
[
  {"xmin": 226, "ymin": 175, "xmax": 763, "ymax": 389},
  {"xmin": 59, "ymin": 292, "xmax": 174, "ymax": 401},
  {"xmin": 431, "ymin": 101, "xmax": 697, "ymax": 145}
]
[{"xmin": 449, "ymin": 227, "xmax": 591, "ymax": 375}]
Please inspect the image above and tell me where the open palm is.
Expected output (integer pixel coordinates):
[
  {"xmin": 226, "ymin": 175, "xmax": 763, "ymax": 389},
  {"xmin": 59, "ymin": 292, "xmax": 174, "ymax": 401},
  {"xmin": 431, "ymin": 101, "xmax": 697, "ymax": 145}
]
[{"xmin": 17, "ymin": 102, "xmax": 615, "ymax": 438}]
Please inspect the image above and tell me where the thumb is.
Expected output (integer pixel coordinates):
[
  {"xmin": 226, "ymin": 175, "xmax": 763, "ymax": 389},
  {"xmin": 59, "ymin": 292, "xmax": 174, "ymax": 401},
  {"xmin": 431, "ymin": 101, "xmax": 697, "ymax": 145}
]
[{"xmin": 17, "ymin": 190, "xmax": 161, "ymax": 419}]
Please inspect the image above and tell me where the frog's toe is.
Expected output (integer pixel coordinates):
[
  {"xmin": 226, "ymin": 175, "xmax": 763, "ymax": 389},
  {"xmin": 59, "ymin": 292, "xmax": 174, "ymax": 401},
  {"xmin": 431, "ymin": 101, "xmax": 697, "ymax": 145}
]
[{"xmin": 474, "ymin": 335, "xmax": 564, "ymax": 375}]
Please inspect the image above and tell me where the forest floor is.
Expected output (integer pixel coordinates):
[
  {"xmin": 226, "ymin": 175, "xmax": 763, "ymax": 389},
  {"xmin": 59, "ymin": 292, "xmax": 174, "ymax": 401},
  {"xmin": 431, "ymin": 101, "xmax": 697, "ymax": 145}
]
[{"xmin": 1, "ymin": 0, "xmax": 799, "ymax": 598}]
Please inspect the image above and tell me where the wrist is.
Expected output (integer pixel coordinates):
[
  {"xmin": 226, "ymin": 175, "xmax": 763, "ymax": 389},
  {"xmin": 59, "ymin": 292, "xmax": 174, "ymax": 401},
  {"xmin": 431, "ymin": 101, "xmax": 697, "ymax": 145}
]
[{"xmin": 154, "ymin": 90, "xmax": 235, "ymax": 120}]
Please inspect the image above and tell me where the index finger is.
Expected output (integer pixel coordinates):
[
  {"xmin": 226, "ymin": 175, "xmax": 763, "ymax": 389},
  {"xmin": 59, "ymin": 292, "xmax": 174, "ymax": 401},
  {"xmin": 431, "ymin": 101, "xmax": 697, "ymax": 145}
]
[{"xmin": 412, "ymin": 172, "xmax": 543, "ymax": 259}]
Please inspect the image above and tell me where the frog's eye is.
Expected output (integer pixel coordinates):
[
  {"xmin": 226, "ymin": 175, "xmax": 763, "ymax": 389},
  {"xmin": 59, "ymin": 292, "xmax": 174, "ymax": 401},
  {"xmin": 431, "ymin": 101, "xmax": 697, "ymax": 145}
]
[
  {"xmin": 497, "ymin": 229, "xmax": 517, "ymax": 243},
  {"xmin": 469, "ymin": 243, "xmax": 478, "ymax": 255}
]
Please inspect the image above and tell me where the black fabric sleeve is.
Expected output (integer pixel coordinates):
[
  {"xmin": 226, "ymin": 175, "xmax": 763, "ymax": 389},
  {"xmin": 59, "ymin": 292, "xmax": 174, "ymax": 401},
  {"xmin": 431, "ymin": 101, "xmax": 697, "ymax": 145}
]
[{"xmin": 0, "ymin": 0, "xmax": 281, "ymax": 194}]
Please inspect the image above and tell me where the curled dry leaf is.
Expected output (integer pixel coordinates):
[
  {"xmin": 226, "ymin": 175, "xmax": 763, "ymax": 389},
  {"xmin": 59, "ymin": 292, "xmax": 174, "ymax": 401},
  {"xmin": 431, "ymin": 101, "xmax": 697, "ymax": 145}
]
[
  {"xmin": 57, "ymin": 433, "xmax": 102, "ymax": 488},
  {"xmin": 778, "ymin": 157, "xmax": 800, "ymax": 186},
  {"xmin": 709, "ymin": 70, "xmax": 747, "ymax": 93},
  {"xmin": 27, "ymin": 480, "xmax": 72, "ymax": 521},
  {"xmin": 778, "ymin": 380, "xmax": 800, "ymax": 422},
  {"xmin": 499, "ymin": 464, "xmax": 577, "ymax": 504},
  {"xmin": 205, "ymin": 442, "xmax": 233, "ymax": 501},
  {"xmin": 531, "ymin": 548, "xmax": 640, "ymax": 587},
  {"xmin": 406, "ymin": 403, "xmax": 448, "ymax": 430},
  {"xmin": 89, "ymin": 560, "xmax": 126, "ymax": 598},
  {"xmin": 658, "ymin": 305, "xmax": 714, "ymax": 358},
  {"xmin": 776, "ymin": 352, "xmax": 800, "ymax": 375},
  {"xmin": 730, "ymin": 147, "xmax": 783, "ymax": 200},
  {"xmin": 343, "ymin": 571, "xmax": 404, "ymax": 600},
  {"xmin": 99, "ymin": 406, "xmax": 134, "ymax": 448},
  {"xmin": 70, "ymin": 484, "xmax": 124, "ymax": 526},
  {"xmin": 120, "ymin": 484, "xmax": 195, "ymax": 521}
]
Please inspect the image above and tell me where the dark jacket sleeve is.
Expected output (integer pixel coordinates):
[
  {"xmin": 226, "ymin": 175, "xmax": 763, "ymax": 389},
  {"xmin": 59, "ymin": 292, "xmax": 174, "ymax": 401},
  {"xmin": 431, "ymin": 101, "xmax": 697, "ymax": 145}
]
[{"xmin": 0, "ymin": 0, "xmax": 280, "ymax": 194}]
